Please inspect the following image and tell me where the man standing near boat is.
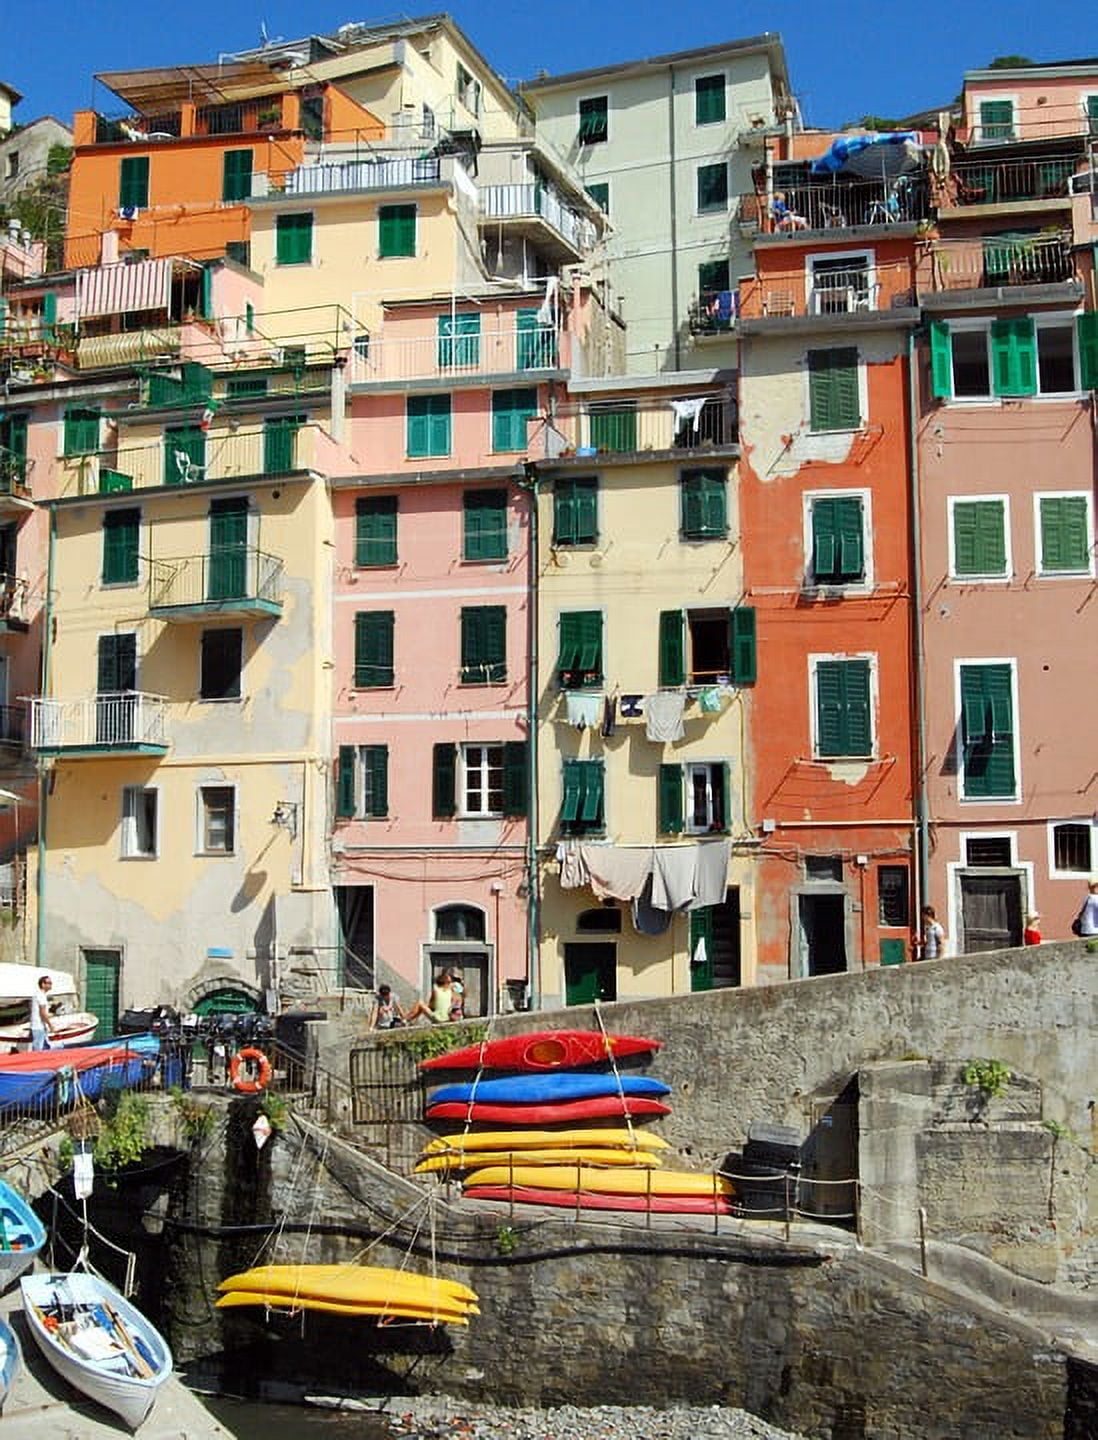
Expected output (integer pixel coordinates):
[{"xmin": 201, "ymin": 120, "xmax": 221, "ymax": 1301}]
[{"xmin": 30, "ymin": 975, "xmax": 55, "ymax": 1051}]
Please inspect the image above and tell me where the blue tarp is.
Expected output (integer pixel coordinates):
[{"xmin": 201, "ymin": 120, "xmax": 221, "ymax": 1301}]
[{"xmin": 810, "ymin": 132, "xmax": 921, "ymax": 175}]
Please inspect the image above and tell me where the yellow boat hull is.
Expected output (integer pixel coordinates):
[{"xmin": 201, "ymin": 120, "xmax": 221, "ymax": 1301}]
[
  {"xmin": 423, "ymin": 1127, "xmax": 668, "ymax": 1154},
  {"xmin": 218, "ymin": 1264, "xmax": 477, "ymax": 1307},
  {"xmin": 216, "ymin": 1291, "xmax": 473, "ymax": 1324},
  {"xmin": 463, "ymin": 1165, "xmax": 733, "ymax": 1197},
  {"xmin": 416, "ymin": 1146, "xmax": 663, "ymax": 1174}
]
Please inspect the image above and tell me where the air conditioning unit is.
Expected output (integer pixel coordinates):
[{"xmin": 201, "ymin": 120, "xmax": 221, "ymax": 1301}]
[{"xmin": 1068, "ymin": 171, "xmax": 1096, "ymax": 195}]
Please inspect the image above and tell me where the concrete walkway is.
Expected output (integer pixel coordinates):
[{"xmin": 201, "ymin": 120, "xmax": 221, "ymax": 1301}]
[{"xmin": 0, "ymin": 1275, "xmax": 232, "ymax": 1439}]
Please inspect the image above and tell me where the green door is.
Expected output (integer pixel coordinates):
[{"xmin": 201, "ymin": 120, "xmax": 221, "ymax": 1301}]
[
  {"xmin": 689, "ymin": 909, "xmax": 714, "ymax": 991},
  {"xmin": 563, "ymin": 942, "xmax": 616, "ymax": 1006},
  {"xmin": 96, "ymin": 633, "xmax": 137, "ymax": 743},
  {"xmin": 516, "ymin": 308, "xmax": 556, "ymax": 370},
  {"xmin": 208, "ymin": 497, "xmax": 248, "ymax": 600},
  {"xmin": 83, "ymin": 949, "xmax": 121, "ymax": 1039}
]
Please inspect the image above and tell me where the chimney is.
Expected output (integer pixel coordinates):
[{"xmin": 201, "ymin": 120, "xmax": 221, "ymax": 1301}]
[{"xmin": 101, "ymin": 229, "xmax": 120, "ymax": 265}]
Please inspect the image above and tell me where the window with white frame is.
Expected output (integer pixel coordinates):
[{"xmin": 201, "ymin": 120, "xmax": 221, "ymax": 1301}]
[
  {"xmin": 198, "ymin": 785, "xmax": 235, "ymax": 854},
  {"xmin": 812, "ymin": 656, "xmax": 874, "ymax": 759},
  {"xmin": 975, "ymin": 96, "xmax": 1016, "ymax": 143},
  {"xmin": 685, "ymin": 761, "xmax": 728, "ymax": 833},
  {"xmin": 931, "ymin": 316, "xmax": 1083, "ymax": 402},
  {"xmin": 808, "ymin": 253, "xmax": 875, "ymax": 315},
  {"xmin": 1049, "ymin": 820, "xmax": 1095, "ymax": 876},
  {"xmin": 461, "ymin": 743, "xmax": 504, "ymax": 817},
  {"xmin": 121, "ymin": 786, "xmax": 157, "ymax": 858},
  {"xmin": 949, "ymin": 496, "xmax": 1010, "ymax": 579},
  {"xmin": 1035, "ymin": 492, "xmax": 1093, "ymax": 576},
  {"xmin": 807, "ymin": 492, "xmax": 868, "ymax": 586}
]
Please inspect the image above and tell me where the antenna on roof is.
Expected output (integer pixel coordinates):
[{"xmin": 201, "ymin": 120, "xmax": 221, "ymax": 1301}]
[{"xmin": 260, "ymin": 22, "xmax": 269, "ymax": 45}]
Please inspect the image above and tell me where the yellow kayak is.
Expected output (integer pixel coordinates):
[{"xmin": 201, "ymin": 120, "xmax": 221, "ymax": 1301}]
[
  {"xmin": 219, "ymin": 1264, "xmax": 477, "ymax": 1307},
  {"xmin": 422, "ymin": 1128, "xmax": 669, "ymax": 1155},
  {"xmin": 462, "ymin": 1165, "xmax": 733, "ymax": 1197},
  {"xmin": 416, "ymin": 1146, "xmax": 663, "ymax": 1174},
  {"xmin": 216, "ymin": 1291, "xmax": 475, "ymax": 1324}
]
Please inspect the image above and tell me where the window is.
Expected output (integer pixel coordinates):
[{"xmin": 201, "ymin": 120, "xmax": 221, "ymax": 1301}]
[
  {"xmin": 965, "ymin": 836, "xmax": 1012, "ymax": 867},
  {"xmin": 560, "ymin": 759, "xmax": 604, "ymax": 834},
  {"xmin": 5, "ymin": 153, "xmax": 18, "ymax": 181},
  {"xmin": 461, "ymin": 744, "xmax": 503, "ymax": 815},
  {"xmin": 379, "ymin": 204, "xmax": 416, "ymax": 258},
  {"xmin": 697, "ymin": 163, "xmax": 729, "ymax": 213},
  {"xmin": 810, "ymin": 255, "xmax": 873, "ymax": 314},
  {"xmin": 407, "ymin": 394, "xmax": 451, "ymax": 458},
  {"xmin": 222, "ymin": 150, "xmax": 253, "ymax": 202},
  {"xmin": 0, "ymin": 414, "xmax": 28, "ymax": 484},
  {"xmin": 263, "ymin": 414, "xmax": 303, "ymax": 473},
  {"xmin": 932, "ymin": 318, "xmax": 1086, "ymax": 401},
  {"xmin": 436, "ymin": 903, "xmax": 485, "ymax": 942},
  {"xmin": 960, "ymin": 662, "xmax": 1016, "ymax": 799},
  {"xmin": 814, "ymin": 658, "xmax": 873, "ymax": 758},
  {"xmin": 577, "ymin": 907, "xmax": 622, "ymax": 933},
  {"xmin": 335, "ymin": 744, "xmax": 388, "ymax": 819},
  {"xmin": 275, "ymin": 212, "xmax": 313, "ymax": 265},
  {"xmin": 951, "ymin": 498, "xmax": 1008, "ymax": 579},
  {"xmin": 1050, "ymin": 821, "xmax": 1094, "ymax": 875},
  {"xmin": 806, "ymin": 855, "xmax": 843, "ymax": 882},
  {"xmin": 517, "ymin": 308, "xmax": 557, "ymax": 370},
  {"xmin": 587, "ymin": 182, "xmax": 609, "ymax": 214},
  {"xmin": 200, "ymin": 628, "xmax": 242, "ymax": 700},
  {"xmin": 64, "ymin": 407, "xmax": 100, "ymax": 457},
  {"xmin": 225, "ymin": 240, "xmax": 251, "ymax": 268},
  {"xmin": 941, "ymin": 325, "xmax": 991, "ymax": 399},
  {"xmin": 808, "ymin": 348, "xmax": 861, "ymax": 431},
  {"xmin": 588, "ymin": 402, "xmax": 636, "ymax": 452},
  {"xmin": 164, "ymin": 424, "xmax": 205, "ymax": 485},
  {"xmin": 659, "ymin": 761, "xmax": 730, "ymax": 835},
  {"xmin": 463, "ymin": 488, "xmax": 507, "ymax": 561},
  {"xmin": 199, "ymin": 786, "xmax": 235, "ymax": 854},
  {"xmin": 1036, "ymin": 321, "xmax": 1076, "ymax": 392},
  {"xmin": 102, "ymin": 507, "xmax": 140, "ymax": 585},
  {"xmin": 492, "ymin": 388, "xmax": 538, "ymax": 453},
  {"xmin": 878, "ymin": 866, "xmax": 909, "ymax": 926},
  {"xmin": 226, "ymin": 375, "xmax": 267, "ymax": 398},
  {"xmin": 354, "ymin": 611, "xmax": 394, "ymax": 688},
  {"xmin": 553, "ymin": 476, "xmax": 598, "ymax": 546},
  {"xmin": 660, "ymin": 607, "xmax": 756, "ymax": 686},
  {"xmin": 460, "ymin": 605, "xmax": 507, "ymax": 684},
  {"xmin": 355, "ymin": 495, "xmax": 398, "ymax": 567},
  {"xmin": 810, "ymin": 495, "xmax": 865, "ymax": 585},
  {"xmin": 978, "ymin": 98, "xmax": 1015, "ymax": 142},
  {"xmin": 557, "ymin": 611, "xmax": 603, "ymax": 688},
  {"xmin": 698, "ymin": 257, "xmax": 731, "ymax": 317},
  {"xmin": 680, "ymin": 468, "xmax": 727, "ymax": 540},
  {"xmin": 991, "ymin": 317, "xmax": 1037, "ymax": 396},
  {"xmin": 438, "ymin": 312, "xmax": 479, "ymax": 369},
  {"xmin": 695, "ymin": 74, "xmax": 726, "ymax": 126},
  {"xmin": 455, "ymin": 64, "xmax": 481, "ymax": 116},
  {"xmin": 121, "ymin": 787, "xmax": 157, "ymax": 859},
  {"xmin": 118, "ymin": 155, "xmax": 149, "ymax": 210},
  {"xmin": 578, "ymin": 96, "xmax": 608, "ymax": 145},
  {"xmin": 1037, "ymin": 494, "xmax": 1091, "ymax": 574}
]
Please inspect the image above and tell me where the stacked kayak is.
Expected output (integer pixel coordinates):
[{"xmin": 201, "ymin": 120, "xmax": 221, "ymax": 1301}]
[
  {"xmin": 424, "ymin": 1055, "xmax": 672, "ymax": 1125},
  {"xmin": 416, "ymin": 1127, "xmax": 670, "ymax": 1175},
  {"xmin": 217, "ymin": 1264, "xmax": 479, "ymax": 1325},
  {"xmin": 419, "ymin": 1029, "xmax": 661, "ymax": 1073}
]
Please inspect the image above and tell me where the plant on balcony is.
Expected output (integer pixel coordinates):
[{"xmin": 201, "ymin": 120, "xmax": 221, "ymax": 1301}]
[{"xmin": 257, "ymin": 107, "xmax": 282, "ymax": 130}]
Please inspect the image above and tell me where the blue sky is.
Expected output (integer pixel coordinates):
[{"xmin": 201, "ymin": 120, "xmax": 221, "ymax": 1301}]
[{"xmin": 5, "ymin": 0, "xmax": 1093, "ymax": 131}]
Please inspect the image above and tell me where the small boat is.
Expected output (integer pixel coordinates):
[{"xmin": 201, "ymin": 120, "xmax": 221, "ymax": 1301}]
[
  {"xmin": 427, "ymin": 1072, "xmax": 670, "ymax": 1106},
  {"xmin": 0, "ymin": 1315, "xmax": 22, "ymax": 1407},
  {"xmin": 462, "ymin": 1164, "xmax": 733, "ymax": 1198},
  {"xmin": 464, "ymin": 1184, "xmax": 734, "ymax": 1215},
  {"xmin": 216, "ymin": 1291, "xmax": 475, "ymax": 1324},
  {"xmin": 419, "ymin": 1029, "xmax": 662, "ymax": 1073},
  {"xmin": 217, "ymin": 1264, "xmax": 479, "ymax": 1325},
  {"xmin": 416, "ymin": 1146, "xmax": 663, "ymax": 1174},
  {"xmin": 0, "ymin": 1179, "xmax": 46, "ymax": 1288},
  {"xmin": 427, "ymin": 1096, "xmax": 672, "ymax": 1124},
  {"xmin": 421, "ymin": 1127, "xmax": 670, "ymax": 1154},
  {"xmin": 0, "ymin": 965, "xmax": 98, "ymax": 1050},
  {"xmin": 21, "ymin": 1270, "xmax": 172, "ymax": 1430},
  {"xmin": 0, "ymin": 1037, "xmax": 158, "ymax": 1108}
]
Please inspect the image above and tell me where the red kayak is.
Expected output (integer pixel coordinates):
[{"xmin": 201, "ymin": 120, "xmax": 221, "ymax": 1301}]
[
  {"xmin": 463, "ymin": 1184, "xmax": 733, "ymax": 1215},
  {"xmin": 426, "ymin": 1096, "xmax": 671, "ymax": 1124},
  {"xmin": 419, "ymin": 1029, "xmax": 662, "ymax": 1073}
]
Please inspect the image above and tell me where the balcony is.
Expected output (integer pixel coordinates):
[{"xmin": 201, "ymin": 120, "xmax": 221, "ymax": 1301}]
[
  {"xmin": 0, "ymin": 577, "xmax": 30, "ymax": 633},
  {"xmin": 349, "ymin": 321, "xmax": 562, "ymax": 386},
  {"xmin": 30, "ymin": 693, "xmax": 169, "ymax": 757},
  {"xmin": 688, "ymin": 289, "xmax": 738, "ymax": 337},
  {"xmin": 736, "ymin": 260, "xmax": 916, "ymax": 324},
  {"xmin": 917, "ymin": 231, "xmax": 1076, "ymax": 298},
  {"xmin": 256, "ymin": 154, "xmax": 450, "ymax": 200},
  {"xmin": 478, "ymin": 184, "xmax": 597, "ymax": 260},
  {"xmin": 741, "ymin": 174, "xmax": 930, "ymax": 234},
  {"xmin": 549, "ymin": 395, "xmax": 735, "ymax": 459},
  {"xmin": 0, "ymin": 451, "xmax": 33, "ymax": 509},
  {"xmin": 75, "ymin": 327, "xmax": 182, "ymax": 372},
  {"xmin": 941, "ymin": 155, "xmax": 1081, "ymax": 212},
  {"xmin": 148, "ymin": 549, "xmax": 283, "ymax": 621}
]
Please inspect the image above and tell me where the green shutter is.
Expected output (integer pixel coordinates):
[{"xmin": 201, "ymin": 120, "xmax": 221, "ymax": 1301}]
[
  {"xmin": 222, "ymin": 149, "xmax": 253, "ymax": 202},
  {"xmin": 658, "ymin": 764, "xmax": 684, "ymax": 835},
  {"xmin": 355, "ymin": 495, "xmax": 398, "ymax": 566},
  {"xmin": 587, "ymin": 182, "xmax": 609, "ymax": 213},
  {"xmin": 163, "ymin": 425, "xmax": 205, "ymax": 484},
  {"xmin": 363, "ymin": 744, "xmax": 388, "ymax": 817},
  {"xmin": 433, "ymin": 742, "xmax": 457, "ymax": 818},
  {"xmin": 263, "ymin": 415, "xmax": 303, "ymax": 473},
  {"xmin": 658, "ymin": 610, "xmax": 685, "ymax": 687},
  {"xmin": 461, "ymin": 606, "xmax": 506, "ymax": 683},
  {"xmin": 930, "ymin": 320, "xmax": 953, "ymax": 399},
  {"xmin": 554, "ymin": 477, "xmax": 598, "ymax": 545},
  {"xmin": 438, "ymin": 312, "xmax": 479, "ymax": 369},
  {"xmin": 817, "ymin": 659, "xmax": 871, "ymax": 758},
  {"xmin": 1039, "ymin": 495, "xmax": 1089, "ymax": 572},
  {"xmin": 102, "ymin": 508, "xmax": 140, "ymax": 585},
  {"xmin": 119, "ymin": 155, "xmax": 149, "ymax": 209},
  {"xmin": 681, "ymin": 470, "xmax": 726, "ymax": 539},
  {"xmin": 695, "ymin": 74, "xmax": 726, "ymax": 126},
  {"xmin": 492, "ymin": 388, "xmax": 538, "ymax": 453},
  {"xmin": 208, "ymin": 496, "xmax": 248, "ymax": 600},
  {"xmin": 463, "ymin": 488, "xmax": 507, "ymax": 560},
  {"xmin": 64, "ymin": 407, "xmax": 100, "ymax": 457},
  {"xmin": 991, "ymin": 318, "xmax": 1037, "ymax": 397},
  {"xmin": 953, "ymin": 500, "xmax": 1006, "ymax": 576},
  {"xmin": 697, "ymin": 163, "xmax": 728, "ymax": 211},
  {"xmin": 516, "ymin": 307, "xmax": 556, "ymax": 370},
  {"xmin": 809, "ymin": 348, "xmax": 860, "ymax": 431},
  {"xmin": 689, "ymin": 908, "xmax": 715, "ymax": 991},
  {"xmin": 561, "ymin": 759, "xmax": 583, "ymax": 823},
  {"xmin": 379, "ymin": 204, "xmax": 416, "ymax": 258},
  {"xmin": 1077, "ymin": 313, "xmax": 1098, "ymax": 390},
  {"xmin": 730, "ymin": 606, "xmax": 757, "ymax": 685},
  {"xmin": 407, "ymin": 395, "xmax": 450, "ymax": 458},
  {"xmin": 41, "ymin": 292, "xmax": 57, "ymax": 339},
  {"xmin": 276, "ymin": 212, "xmax": 313, "ymax": 265},
  {"xmin": 589, "ymin": 406, "xmax": 636, "ymax": 452},
  {"xmin": 502, "ymin": 740, "xmax": 528, "ymax": 818},
  {"xmin": 580, "ymin": 761, "xmax": 604, "ymax": 825},
  {"xmin": 557, "ymin": 611, "xmax": 602, "ymax": 686},
  {"xmin": 812, "ymin": 497, "xmax": 863, "ymax": 583},
  {"xmin": 961, "ymin": 664, "xmax": 1015, "ymax": 797},
  {"xmin": 980, "ymin": 99, "xmax": 1014, "ymax": 140},
  {"xmin": 337, "ymin": 744, "xmax": 357, "ymax": 817},
  {"xmin": 578, "ymin": 97, "xmax": 607, "ymax": 144},
  {"xmin": 354, "ymin": 611, "xmax": 394, "ymax": 688},
  {"xmin": 97, "ymin": 632, "xmax": 136, "ymax": 693}
]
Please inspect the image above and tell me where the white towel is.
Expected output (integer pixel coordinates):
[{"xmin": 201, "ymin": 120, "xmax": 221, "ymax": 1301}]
[
  {"xmin": 645, "ymin": 690, "xmax": 686, "ymax": 742},
  {"xmin": 580, "ymin": 844, "xmax": 654, "ymax": 902},
  {"xmin": 566, "ymin": 691, "xmax": 603, "ymax": 730},
  {"xmin": 691, "ymin": 839, "xmax": 732, "ymax": 909},
  {"xmin": 650, "ymin": 845, "xmax": 697, "ymax": 911}
]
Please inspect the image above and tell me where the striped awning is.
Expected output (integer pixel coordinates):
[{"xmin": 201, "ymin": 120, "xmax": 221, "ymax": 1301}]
[{"xmin": 76, "ymin": 258, "xmax": 173, "ymax": 319}]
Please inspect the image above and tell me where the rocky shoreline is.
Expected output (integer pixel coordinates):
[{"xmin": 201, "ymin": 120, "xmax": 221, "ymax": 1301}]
[{"xmin": 386, "ymin": 1400, "xmax": 806, "ymax": 1439}]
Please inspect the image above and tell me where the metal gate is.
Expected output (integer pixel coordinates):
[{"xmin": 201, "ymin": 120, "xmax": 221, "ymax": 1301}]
[{"xmin": 348, "ymin": 1041, "xmax": 426, "ymax": 1172}]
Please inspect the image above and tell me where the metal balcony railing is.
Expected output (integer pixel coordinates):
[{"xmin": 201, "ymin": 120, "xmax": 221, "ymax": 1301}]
[
  {"xmin": 479, "ymin": 183, "xmax": 597, "ymax": 252},
  {"xmin": 919, "ymin": 231, "xmax": 1075, "ymax": 294},
  {"xmin": 551, "ymin": 396, "xmax": 735, "ymax": 457},
  {"xmin": 741, "ymin": 173, "xmax": 930, "ymax": 233},
  {"xmin": 944, "ymin": 154, "xmax": 1081, "ymax": 207},
  {"xmin": 688, "ymin": 290, "xmax": 738, "ymax": 335},
  {"xmin": 93, "ymin": 111, "xmax": 182, "ymax": 143},
  {"xmin": 266, "ymin": 155, "xmax": 442, "ymax": 197},
  {"xmin": 60, "ymin": 424, "xmax": 324, "ymax": 496},
  {"xmin": 349, "ymin": 322, "xmax": 560, "ymax": 384},
  {"xmin": 148, "ymin": 549, "xmax": 283, "ymax": 612},
  {"xmin": 30, "ymin": 693, "xmax": 169, "ymax": 753}
]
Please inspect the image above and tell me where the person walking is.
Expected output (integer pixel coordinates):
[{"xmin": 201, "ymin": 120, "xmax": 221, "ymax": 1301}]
[
  {"xmin": 30, "ymin": 975, "xmax": 55, "ymax": 1051},
  {"xmin": 1075, "ymin": 880, "xmax": 1098, "ymax": 937},
  {"xmin": 917, "ymin": 905, "xmax": 946, "ymax": 961}
]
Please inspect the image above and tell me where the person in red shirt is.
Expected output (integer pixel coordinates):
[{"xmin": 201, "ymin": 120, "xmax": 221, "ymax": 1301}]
[{"xmin": 1023, "ymin": 912, "xmax": 1041, "ymax": 946}]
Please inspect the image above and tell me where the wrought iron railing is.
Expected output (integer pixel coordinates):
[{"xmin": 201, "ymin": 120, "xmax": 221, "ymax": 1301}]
[
  {"xmin": 947, "ymin": 154, "xmax": 1080, "ymax": 207},
  {"xmin": 479, "ymin": 183, "xmax": 597, "ymax": 251},
  {"xmin": 920, "ymin": 231, "xmax": 1075, "ymax": 294},
  {"xmin": 550, "ymin": 395, "xmax": 735, "ymax": 456},
  {"xmin": 349, "ymin": 321, "xmax": 560, "ymax": 384},
  {"xmin": 148, "ymin": 549, "xmax": 283, "ymax": 611},
  {"xmin": 740, "ymin": 174, "xmax": 930, "ymax": 233},
  {"xmin": 30, "ymin": 693, "xmax": 169, "ymax": 752}
]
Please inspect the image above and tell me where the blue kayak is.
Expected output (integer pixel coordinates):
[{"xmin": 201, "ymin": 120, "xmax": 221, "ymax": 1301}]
[{"xmin": 428, "ymin": 1072, "xmax": 671, "ymax": 1106}]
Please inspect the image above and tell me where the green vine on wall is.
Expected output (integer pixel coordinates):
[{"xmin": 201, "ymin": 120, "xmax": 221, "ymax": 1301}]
[{"xmin": 392, "ymin": 1023, "xmax": 488, "ymax": 1064}]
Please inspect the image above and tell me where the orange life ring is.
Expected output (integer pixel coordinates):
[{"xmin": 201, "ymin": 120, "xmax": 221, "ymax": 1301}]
[{"xmin": 230, "ymin": 1047, "xmax": 272, "ymax": 1094}]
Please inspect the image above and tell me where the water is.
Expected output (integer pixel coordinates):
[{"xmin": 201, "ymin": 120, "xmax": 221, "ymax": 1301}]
[{"xmin": 201, "ymin": 1393, "xmax": 396, "ymax": 1438}]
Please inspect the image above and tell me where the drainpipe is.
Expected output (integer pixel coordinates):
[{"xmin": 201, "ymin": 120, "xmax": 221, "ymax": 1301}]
[
  {"xmin": 521, "ymin": 460, "xmax": 541, "ymax": 1011},
  {"xmin": 906, "ymin": 329, "xmax": 930, "ymax": 918},
  {"xmin": 35, "ymin": 505, "xmax": 57, "ymax": 969},
  {"xmin": 667, "ymin": 66, "xmax": 681, "ymax": 371}
]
